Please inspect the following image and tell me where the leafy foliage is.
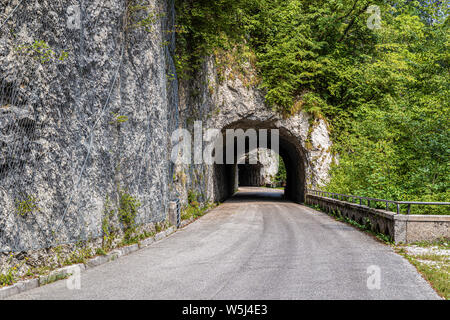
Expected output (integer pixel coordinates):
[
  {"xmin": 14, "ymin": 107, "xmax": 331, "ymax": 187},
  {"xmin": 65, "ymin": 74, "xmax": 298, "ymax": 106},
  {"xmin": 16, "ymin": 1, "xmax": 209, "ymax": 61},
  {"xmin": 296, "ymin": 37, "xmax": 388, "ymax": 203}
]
[
  {"xmin": 118, "ymin": 190, "xmax": 141, "ymax": 241},
  {"xmin": 16, "ymin": 40, "xmax": 68, "ymax": 64},
  {"xmin": 182, "ymin": 189, "xmax": 215, "ymax": 220},
  {"xmin": 174, "ymin": 0, "xmax": 249, "ymax": 79}
]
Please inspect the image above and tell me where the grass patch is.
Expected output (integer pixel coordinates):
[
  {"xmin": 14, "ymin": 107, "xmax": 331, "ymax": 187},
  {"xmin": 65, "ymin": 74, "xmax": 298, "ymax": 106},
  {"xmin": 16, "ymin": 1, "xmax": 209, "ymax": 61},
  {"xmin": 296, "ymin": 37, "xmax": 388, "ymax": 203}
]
[
  {"xmin": 404, "ymin": 240, "xmax": 449, "ymax": 250},
  {"xmin": 395, "ymin": 245, "xmax": 449, "ymax": 300},
  {"xmin": 181, "ymin": 201, "xmax": 216, "ymax": 221},
  {"xmin": 0, "ymin": 270, "xmax": 15, "ymax": 287}
]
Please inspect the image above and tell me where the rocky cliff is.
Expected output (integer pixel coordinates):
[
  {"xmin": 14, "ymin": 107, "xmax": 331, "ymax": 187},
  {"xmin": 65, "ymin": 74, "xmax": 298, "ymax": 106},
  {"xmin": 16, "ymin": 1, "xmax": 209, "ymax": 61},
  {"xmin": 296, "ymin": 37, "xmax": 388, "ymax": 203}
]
[{"xmin": 0, "ymin": 0, "xmax": 177, "ymax": 252}]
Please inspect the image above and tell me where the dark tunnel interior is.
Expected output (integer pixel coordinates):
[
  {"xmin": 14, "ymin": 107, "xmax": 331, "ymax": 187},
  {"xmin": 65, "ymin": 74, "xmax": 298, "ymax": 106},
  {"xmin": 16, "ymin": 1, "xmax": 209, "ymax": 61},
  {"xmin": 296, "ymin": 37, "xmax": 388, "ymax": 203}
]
[{"xmin": 212, "ymin": 120, "xmax": 307, "ymax": 203}]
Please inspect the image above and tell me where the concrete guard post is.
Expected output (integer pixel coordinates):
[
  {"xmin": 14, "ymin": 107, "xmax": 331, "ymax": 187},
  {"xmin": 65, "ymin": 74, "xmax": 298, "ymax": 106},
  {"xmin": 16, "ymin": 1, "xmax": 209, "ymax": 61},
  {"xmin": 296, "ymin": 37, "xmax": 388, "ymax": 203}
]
[{"xmin": 168, "ymin": 201, "xmax": 178, "ymax": 227}]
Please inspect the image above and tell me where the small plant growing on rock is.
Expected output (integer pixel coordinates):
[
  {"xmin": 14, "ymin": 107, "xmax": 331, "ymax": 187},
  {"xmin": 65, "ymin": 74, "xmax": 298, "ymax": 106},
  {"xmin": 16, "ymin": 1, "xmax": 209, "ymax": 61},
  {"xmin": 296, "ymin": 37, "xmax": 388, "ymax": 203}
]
[
  {"xmin": 187, "ymin": 189, "xmax": 200, "ymax": 204},
  {"xmin": 0, "ymin": 256, "xmax": 16, "ymax": 287},
  {"xmin": 96, "ymin": 248, "xmax": 107, "ymax": 256},
  {"xmin": 15, "ymin": 195, "xmax": 40, "ymax": 216},
  {"xmin": 181, "ymin": 189, "xmax": 216, "ymax": 221},
  {"xmin": 118, "ymin": 190, "xmax": 141, "ymax": 242},
  {"xmin": 109, "ymin": 112, "xmax": 129, "ymax": 125},
  {"xmin": 0, "ymin": 270, "xmax": 15, "ymax": 287},
  {"xmin": 64, "ymin": 241, "xmax": 93, "ymax": 265},
  {"xmin": 0, "ymin": 254, "xmax": 25, "ymax": 287},
  {"xmin": 126, "ymin": 0, "xmax": 161, "ymax": 32},
  {"xmin": 16, "ymin": 40, "xmax": 68, "ymax": 64},
  {"xmin": 155, "ymin": 222, "xmax": 162, "ymax": 233}
]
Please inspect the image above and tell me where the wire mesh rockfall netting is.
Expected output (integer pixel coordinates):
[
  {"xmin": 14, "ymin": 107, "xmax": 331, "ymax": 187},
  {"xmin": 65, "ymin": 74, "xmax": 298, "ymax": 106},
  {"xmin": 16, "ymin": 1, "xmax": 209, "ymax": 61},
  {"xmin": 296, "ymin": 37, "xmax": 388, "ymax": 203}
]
[{"xmin": 0, "ymin": 0, "xmax": 177, "ymax": 252}]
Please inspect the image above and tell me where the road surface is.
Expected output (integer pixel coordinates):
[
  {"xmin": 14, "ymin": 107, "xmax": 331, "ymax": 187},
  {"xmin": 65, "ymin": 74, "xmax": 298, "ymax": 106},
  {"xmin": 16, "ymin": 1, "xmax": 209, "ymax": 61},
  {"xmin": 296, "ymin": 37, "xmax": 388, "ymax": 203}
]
[{"xmin": 9, "ymin": 187, "xmax": 440, "ymax": 300}]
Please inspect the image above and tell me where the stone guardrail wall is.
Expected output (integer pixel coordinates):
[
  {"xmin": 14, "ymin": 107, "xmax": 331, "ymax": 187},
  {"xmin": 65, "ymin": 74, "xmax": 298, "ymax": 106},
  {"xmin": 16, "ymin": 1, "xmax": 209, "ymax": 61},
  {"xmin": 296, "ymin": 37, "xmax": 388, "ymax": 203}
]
[{"xmin": 306, "ymin": 194, "xmax": 450, "ymax": 244}]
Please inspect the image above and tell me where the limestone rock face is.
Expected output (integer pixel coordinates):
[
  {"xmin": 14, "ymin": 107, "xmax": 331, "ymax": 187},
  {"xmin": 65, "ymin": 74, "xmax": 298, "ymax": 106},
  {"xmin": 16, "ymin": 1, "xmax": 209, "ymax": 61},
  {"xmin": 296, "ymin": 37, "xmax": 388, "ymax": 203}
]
[
  {"xmin": 258, "ymin": 149, "xmax": 281, "ymax": 186},
  {"xmin": 0, "ymin": 0, "xmax": 175, "ymax": 252}
]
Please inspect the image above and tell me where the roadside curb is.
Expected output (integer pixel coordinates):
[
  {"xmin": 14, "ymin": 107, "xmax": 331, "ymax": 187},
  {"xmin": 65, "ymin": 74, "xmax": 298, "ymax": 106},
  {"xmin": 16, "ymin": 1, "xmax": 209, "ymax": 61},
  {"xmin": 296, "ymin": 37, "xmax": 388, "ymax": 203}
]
[
  {"xmin": 0, "ymin": 226, "xmax": 178, "ymax": 300},
  {"xmin": 180, "ymin": 217, "xmax": 195, "ymax": 228}
]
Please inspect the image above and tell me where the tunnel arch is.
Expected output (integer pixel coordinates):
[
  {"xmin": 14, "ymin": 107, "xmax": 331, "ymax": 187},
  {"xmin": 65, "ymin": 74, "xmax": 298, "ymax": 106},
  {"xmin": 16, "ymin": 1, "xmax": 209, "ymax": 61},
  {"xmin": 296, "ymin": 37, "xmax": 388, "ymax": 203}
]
[
  {"xmin": 176, "ymin": 53, "xmax": 333, "ymax": 210},
  {"xmin": 211, "ymin": 119, "xmax": 307, "ymax": 203}
]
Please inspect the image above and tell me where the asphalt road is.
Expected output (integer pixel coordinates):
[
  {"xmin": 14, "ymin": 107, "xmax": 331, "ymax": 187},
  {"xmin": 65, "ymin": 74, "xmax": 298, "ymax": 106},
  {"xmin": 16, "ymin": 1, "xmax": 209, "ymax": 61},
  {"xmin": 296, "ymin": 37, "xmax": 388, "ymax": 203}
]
[{"xmin": 9, "ymin": 187, "xmax": 440, "ymax": 300}]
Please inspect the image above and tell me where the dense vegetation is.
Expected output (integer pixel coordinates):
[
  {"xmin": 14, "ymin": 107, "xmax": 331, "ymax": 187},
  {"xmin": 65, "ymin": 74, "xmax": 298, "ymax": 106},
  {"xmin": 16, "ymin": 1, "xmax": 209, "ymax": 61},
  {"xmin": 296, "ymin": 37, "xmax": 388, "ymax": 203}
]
[{"xmin": 175, "ymin": 0, "xmax": 449, "ymax": 210}]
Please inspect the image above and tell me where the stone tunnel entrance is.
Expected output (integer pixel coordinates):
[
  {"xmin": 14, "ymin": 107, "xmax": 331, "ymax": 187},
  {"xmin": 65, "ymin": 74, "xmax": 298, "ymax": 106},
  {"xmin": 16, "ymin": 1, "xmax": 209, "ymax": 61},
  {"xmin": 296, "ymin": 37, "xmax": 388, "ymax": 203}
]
[{"xmin": 212, "ymin": 120, "xmax": 307, "ymax": 203}]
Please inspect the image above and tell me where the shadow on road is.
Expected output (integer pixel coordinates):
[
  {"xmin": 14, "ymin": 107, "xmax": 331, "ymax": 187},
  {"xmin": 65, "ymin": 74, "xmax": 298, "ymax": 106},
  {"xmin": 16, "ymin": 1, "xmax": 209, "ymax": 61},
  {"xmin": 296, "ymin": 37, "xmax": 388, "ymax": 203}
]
[{"xmin": 226, "ymin": 187, "xmax": 289, "ymax": 203}]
